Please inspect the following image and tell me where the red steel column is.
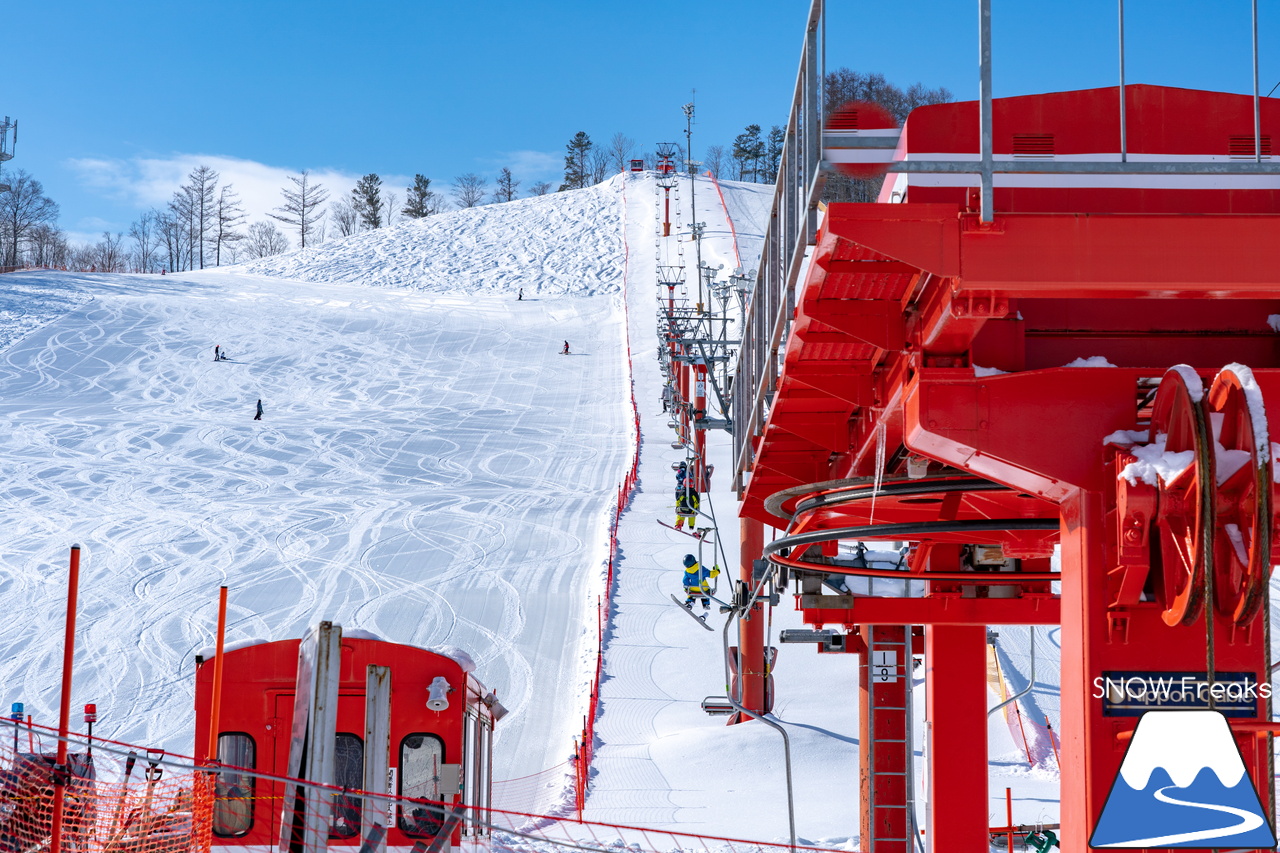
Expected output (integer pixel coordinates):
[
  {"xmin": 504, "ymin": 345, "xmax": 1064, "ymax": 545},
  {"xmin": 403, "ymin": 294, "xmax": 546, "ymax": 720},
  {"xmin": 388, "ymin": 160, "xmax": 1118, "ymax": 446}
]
[
  {"xmin": 860, "ymin": 624, "xmax": 911, "ymax": 853},
  {"xmin": 50, "ymin": 545, "xmax": 82, "ymax": 853},
  {"xmin": 693, "ymin": 361, "xmax": 708, "ymax": 490},
  {"xmin": 925, "ymin": 623, "xmax": 988, "ymax": 849},
  {"xmin": 732, "ymin": 516, "xmax": 766, "ymax": 722},
  {"xmin": 678, "ymin": 357, "xmax": 691, "ymax": 444}
]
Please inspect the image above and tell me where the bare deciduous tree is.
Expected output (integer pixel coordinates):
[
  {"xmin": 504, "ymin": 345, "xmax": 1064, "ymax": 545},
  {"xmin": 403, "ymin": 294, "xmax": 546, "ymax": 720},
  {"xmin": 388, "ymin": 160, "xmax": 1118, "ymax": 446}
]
[
  {"xmin": 702, "ymin": 144, "xmax": 728, "ymax": 179},
  {"xmin": 451, "ymin": 173, "xmax": 488, "ymax": 209},
  {"xmin": 28, "ymin": 224, "xmax": 68, "ymax": 268},
  {"xmin": 821, "ymin": 68, "xmax": 951, "ymax": 202},
  {"xmin": 268, "ymin": 171, "xmax": 329, "ymax": 249},
  {"xmin": 608, "ymin": 132, "xmax": 636, "ymax": 173},
  {"xmin": 589, "ymin": 148, "xmax": 610, "ymax": 184},
  {"xmin": 383, "ymin": 190, "xmax": 400, "ymax": 226},
  {"xmin": 0, "ymin": 170, "xmax": 60, "ymax": 267},
  {"xmin": 128, "ymin": 210, "xmax": 160, "ymax": 272},
  {"xmin": 96, "ymin": 231, "xmax": 127, "ymax": 272},
  {"xmin": 527, "ymin": 181, "xmax": 553, "ymax": 197},
  {"xmin": 330, "ymin": 198, "xmax": 360, "ymax": 236},
  {"xmin": 213, "ymin": 185, "xmax": 246, "ymax": 266},
  {"xmin": 182, "ymin": 165, "xmax": 219, "ymax": 269},
  {"xmin": 245, "ymin": 220, "xmax": 290, "ymax": 258}
]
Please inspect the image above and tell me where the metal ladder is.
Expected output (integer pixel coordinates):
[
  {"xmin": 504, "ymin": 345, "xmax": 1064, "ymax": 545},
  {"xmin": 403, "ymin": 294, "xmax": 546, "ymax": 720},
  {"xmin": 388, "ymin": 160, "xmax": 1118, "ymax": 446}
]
[{"xmin": 865, "ymin": 626, "xmax": 919, "ymax": 853}]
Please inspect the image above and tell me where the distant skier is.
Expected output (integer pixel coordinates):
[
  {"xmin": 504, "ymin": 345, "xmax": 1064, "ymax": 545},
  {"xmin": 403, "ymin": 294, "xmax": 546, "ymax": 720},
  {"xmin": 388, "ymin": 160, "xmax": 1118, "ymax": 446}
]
[
  {"xmin": 562, "ymin": 341, "xmax": 570, "ymax": 355},
  {"xmin": 214, "ymin": 345, "xmax": 221, "ymax": 361},
  {"xmin": 254, "ymin": 399, "xmax": 263, "ymax": 421},
  {"xmin": 681, "ymin": 554, "xmax": 720, "ymax": 617},
  {"xmin": 518, "ymin": 287, "xmax": 524, "ymax": 301}
]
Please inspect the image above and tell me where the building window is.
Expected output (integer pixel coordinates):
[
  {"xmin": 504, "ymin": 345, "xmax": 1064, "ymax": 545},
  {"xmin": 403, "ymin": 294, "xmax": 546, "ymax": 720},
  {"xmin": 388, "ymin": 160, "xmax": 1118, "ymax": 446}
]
[
  {"xmin": 213, "ymin": 734, "xmax": 255, "ymax": 837},
  {"xmin": 329, "ymin": 733, "xmax": 364, "ymax": 838},
  {"xmin": 398, "ymin": 734, "xmax": 445, "ymax": 837}
]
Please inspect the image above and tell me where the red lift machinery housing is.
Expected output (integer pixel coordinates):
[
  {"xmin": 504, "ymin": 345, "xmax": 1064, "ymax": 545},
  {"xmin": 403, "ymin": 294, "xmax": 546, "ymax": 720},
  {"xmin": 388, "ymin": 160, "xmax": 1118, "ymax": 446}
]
[
  {"xmin": 737, "ymin": 85, "xmax": 1280, "ymax": 851},
  {"xmin": 194, "ymin": 632, "xmax": 499, "ymax": 853}
]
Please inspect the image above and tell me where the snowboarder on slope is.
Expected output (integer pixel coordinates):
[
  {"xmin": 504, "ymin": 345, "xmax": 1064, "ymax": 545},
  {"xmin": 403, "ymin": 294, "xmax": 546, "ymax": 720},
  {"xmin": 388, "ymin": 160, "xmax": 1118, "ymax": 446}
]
[
  {"xmin": 681, "ymin": 554, "xmax": 720, "ymax": 616},
  {"xmin": 562, "ymin": 341, "xmax": 570, "ymax": 355},
  {"xmin": 214, "ymin": 345, "xmax": 221, "ymax": 361},
  {"xmin": 254, "ymin": 399, "xmax": 263, "ymax": 421},
  {"xmin": 674, "ymin": 484, "xmax": 699, "ymax": 530}
]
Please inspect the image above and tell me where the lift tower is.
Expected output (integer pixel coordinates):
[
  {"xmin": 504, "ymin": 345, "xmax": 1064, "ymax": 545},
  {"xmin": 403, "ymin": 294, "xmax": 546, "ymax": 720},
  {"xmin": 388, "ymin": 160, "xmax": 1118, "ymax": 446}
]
[
  {"xmin": 0, "ymin": 116, "xmax": 16, "ymax": 193},
  {"xmin": 731, "ymin": 2, "xmax": 1280, "ymax": 850}
]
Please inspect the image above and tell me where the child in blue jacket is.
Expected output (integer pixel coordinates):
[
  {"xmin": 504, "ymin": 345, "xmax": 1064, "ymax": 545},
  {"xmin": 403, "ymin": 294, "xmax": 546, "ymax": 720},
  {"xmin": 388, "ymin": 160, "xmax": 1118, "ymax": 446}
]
[{"xmin": 682, "ymin": 554, "xmax": 720, "ymax": 616}]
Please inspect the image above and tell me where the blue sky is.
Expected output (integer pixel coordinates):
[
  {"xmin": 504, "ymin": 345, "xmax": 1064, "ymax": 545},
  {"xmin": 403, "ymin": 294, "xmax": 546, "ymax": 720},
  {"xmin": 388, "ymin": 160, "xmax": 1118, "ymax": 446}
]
[{"xmin": 3, "ymin": 0, "xmax": 1275, "ymax": 246}]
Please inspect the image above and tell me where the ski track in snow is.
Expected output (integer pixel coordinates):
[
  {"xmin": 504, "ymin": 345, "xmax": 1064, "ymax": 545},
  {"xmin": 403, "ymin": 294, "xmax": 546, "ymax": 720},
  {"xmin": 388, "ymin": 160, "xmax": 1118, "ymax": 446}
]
[
  {"xmin": 0, "ymin": 265, "xmax": 626, "ymax": 788},
  {"xmin": 10, "ymin": 174, "xmax": 1268, "ymax": 843},
  {"xmin": 233, "ymin": 180, "xmax": 625, "ymax": 298}
]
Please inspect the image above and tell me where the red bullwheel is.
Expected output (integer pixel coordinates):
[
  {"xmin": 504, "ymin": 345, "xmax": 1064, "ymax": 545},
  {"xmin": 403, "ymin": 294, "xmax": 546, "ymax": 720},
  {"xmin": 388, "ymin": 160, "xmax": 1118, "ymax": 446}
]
[
  {"xmin": 1207, "ymin": 364, "xmax": 1272, "ymax": 625},
  {"xmin": 1149, "ymin": 367, "xmax": 1214, "ymax": 627}
]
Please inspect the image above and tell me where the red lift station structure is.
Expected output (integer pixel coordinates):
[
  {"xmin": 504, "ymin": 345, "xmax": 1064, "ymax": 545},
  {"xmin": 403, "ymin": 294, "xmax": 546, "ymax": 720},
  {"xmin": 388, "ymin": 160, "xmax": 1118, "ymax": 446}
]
[{"xmin": 728, "ymin": 17, "xmax": 1280, "ymax": 850}]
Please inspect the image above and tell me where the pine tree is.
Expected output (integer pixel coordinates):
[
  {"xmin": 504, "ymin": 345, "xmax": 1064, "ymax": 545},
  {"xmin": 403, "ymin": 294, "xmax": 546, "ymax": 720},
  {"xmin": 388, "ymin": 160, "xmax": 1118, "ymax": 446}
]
[
  {"xmin": 732, "ymin": 125, "xmax": 764, "ymax": 182},
  {"xmin": 492, "ymin": 168, "xmax": 520, "ymax": 203},
  {"xmin": 403, "ymin": 174, "xmax": 440, "ymax": 218},
  {"xmin": 352, "ymin": 173, "xmax": 383, "ymax": 229},
  {"xmin": 762, "ymin": 126, "xmax": 785, "ymax": 183},
  {"xmin": 560, "ymin": 131, "xmax": 592, "ymax": 191}
]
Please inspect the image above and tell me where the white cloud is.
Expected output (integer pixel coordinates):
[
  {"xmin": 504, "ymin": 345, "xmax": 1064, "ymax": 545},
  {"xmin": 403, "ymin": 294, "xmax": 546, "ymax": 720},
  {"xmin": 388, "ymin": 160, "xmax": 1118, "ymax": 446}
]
[{"xmin": 65, "ymin": 154, "xmax": 413, "ymax": 230}]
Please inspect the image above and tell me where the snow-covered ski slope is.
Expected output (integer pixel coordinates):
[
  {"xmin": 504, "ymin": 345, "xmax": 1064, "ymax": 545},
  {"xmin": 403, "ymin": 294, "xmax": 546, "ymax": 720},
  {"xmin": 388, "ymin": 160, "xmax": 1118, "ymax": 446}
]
[
  {"xmin": 237, "ymin": 182, "xmax": 624, "ymax": 298},
  {"xmin": 20, "ymin": 171, "xmax": 1268, "ymax": 847},
  {"xmin": 0, "ymin": 184, "xmax": 634, "ymax": 797},
  {"xmin": 0, "ymin": 173, "xmax": 1061, "ymax": 847}
]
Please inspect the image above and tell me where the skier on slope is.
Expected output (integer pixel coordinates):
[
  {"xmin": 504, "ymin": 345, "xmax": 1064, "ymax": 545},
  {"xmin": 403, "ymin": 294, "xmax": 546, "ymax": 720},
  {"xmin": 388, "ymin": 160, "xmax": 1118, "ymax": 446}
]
[
  {"xmin": 254, "ymin": 399, "xmax": 263, "ymax": 421},
  {"xmin": 214, "ymin": 344, "xmax": 221, "ymax": 361},
  {"xmin": 518, "ymin": 287, "xmax": 524, "ymax": 301},
  {"xmin": 562, "ymin": 341, "xmax": 570, "ymax": 355},
  {"xmin": 681, "ymin": 554, "xmax": 720, "ymax": 617}
]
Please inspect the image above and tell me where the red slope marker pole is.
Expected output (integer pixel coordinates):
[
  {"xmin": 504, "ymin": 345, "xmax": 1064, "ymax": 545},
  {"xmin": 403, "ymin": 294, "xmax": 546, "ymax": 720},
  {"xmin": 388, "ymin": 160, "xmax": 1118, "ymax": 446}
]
[
  {"xmin": 206, "ymin": 586, "xmax": 229, "ymax": 765},
  {"xmin": 50, "ymin": 544, "xmax": 82, "ymax": 853}
]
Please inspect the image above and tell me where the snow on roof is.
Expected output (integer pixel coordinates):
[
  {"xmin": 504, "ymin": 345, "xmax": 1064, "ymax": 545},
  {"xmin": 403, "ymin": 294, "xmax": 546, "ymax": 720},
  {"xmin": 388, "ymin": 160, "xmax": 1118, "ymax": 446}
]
[
  {"xmin": 1062, "ymin": 356, "xmax": 1117, "ymax": 368},
  {"xmin": 425, "ymin": 645, "xmax": 477, "ymax": 673},
  {"xmin": 230, "ymin": 178, "xmax": 625, "ymax": 297},
  {"xmin": 194, "ymin": 637, "xmax": 272, "ymax": 660}
]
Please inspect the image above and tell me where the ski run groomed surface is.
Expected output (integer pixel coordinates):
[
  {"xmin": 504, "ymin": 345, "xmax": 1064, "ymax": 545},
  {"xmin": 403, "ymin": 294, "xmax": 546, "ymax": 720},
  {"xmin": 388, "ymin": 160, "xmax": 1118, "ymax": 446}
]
[{"xmin": 14, "ymin": 171, "xmax": 1266, "ymax": 846}]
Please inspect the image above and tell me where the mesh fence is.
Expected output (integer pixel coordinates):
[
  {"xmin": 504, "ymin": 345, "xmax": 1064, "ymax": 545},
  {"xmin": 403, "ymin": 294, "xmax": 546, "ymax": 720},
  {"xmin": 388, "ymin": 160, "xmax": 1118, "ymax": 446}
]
[
  {"xmin": 0, "ymin": 732, "xmax": 211, "ymax": 853},
  {"xmin": 1, "ymin": 722, "xmax": 856, "ymax": 853}
]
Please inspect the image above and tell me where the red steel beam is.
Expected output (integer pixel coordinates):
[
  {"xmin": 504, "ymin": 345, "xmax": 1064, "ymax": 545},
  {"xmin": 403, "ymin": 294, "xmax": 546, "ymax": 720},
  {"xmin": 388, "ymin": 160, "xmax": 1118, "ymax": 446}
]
[{"xmin": 799, "ymin": 594, "xmax": 1060, "ymax": 627}]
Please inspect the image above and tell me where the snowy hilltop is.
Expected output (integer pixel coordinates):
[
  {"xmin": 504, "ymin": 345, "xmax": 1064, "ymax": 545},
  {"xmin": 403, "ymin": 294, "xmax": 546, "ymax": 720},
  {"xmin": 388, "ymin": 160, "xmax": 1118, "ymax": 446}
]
[{"xmin": 232, "ymin": 178, "xmax": 626, "ymax": 297}]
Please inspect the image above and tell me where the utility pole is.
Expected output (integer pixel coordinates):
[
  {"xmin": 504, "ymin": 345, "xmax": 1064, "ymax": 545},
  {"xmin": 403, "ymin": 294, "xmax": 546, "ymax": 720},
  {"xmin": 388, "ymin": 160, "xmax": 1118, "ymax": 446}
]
[
  {"xmin": 0, "ymin": 116, "xmax": 16, "ymax": 195},
  {"xmin": 683, "ymin": 100, "xmax": 705, "ymax": 314}
]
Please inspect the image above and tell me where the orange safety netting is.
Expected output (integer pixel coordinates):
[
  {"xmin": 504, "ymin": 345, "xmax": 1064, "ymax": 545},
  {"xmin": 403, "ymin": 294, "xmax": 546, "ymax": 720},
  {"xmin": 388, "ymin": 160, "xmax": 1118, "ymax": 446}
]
[
  {"xmin": 0, "ymin": 737, "xmax": 212, "ymax": 853},
  {"xmin": 2, "ymin": 724, "xmax": 855, "ymax": 853}
]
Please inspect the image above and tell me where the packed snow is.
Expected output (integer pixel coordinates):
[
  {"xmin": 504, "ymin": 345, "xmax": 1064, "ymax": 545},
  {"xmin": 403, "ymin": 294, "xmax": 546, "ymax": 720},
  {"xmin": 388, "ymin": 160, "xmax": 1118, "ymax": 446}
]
[{"xmin": 26, "ymin": 171, "xmax": 1272, "ymax": 848}]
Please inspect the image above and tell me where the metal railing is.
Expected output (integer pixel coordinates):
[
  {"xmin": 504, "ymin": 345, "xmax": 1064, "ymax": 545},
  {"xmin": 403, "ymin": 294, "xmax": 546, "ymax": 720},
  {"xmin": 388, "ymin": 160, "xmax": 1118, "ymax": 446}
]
[
  {"xmin": 731, "ymin": 0, "xmax": 826, "ymax": 494},
  {"xmin": 729, "ymin": 0, "xmax": 1280, "ymax": 496}
]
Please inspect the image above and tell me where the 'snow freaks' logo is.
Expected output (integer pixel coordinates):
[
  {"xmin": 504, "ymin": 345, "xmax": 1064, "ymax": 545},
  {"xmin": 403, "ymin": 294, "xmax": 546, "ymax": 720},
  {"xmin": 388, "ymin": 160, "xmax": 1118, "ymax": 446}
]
[{"xmin": 1091, "ymin": 710, "xmax": 1276, "ymax": 848}]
